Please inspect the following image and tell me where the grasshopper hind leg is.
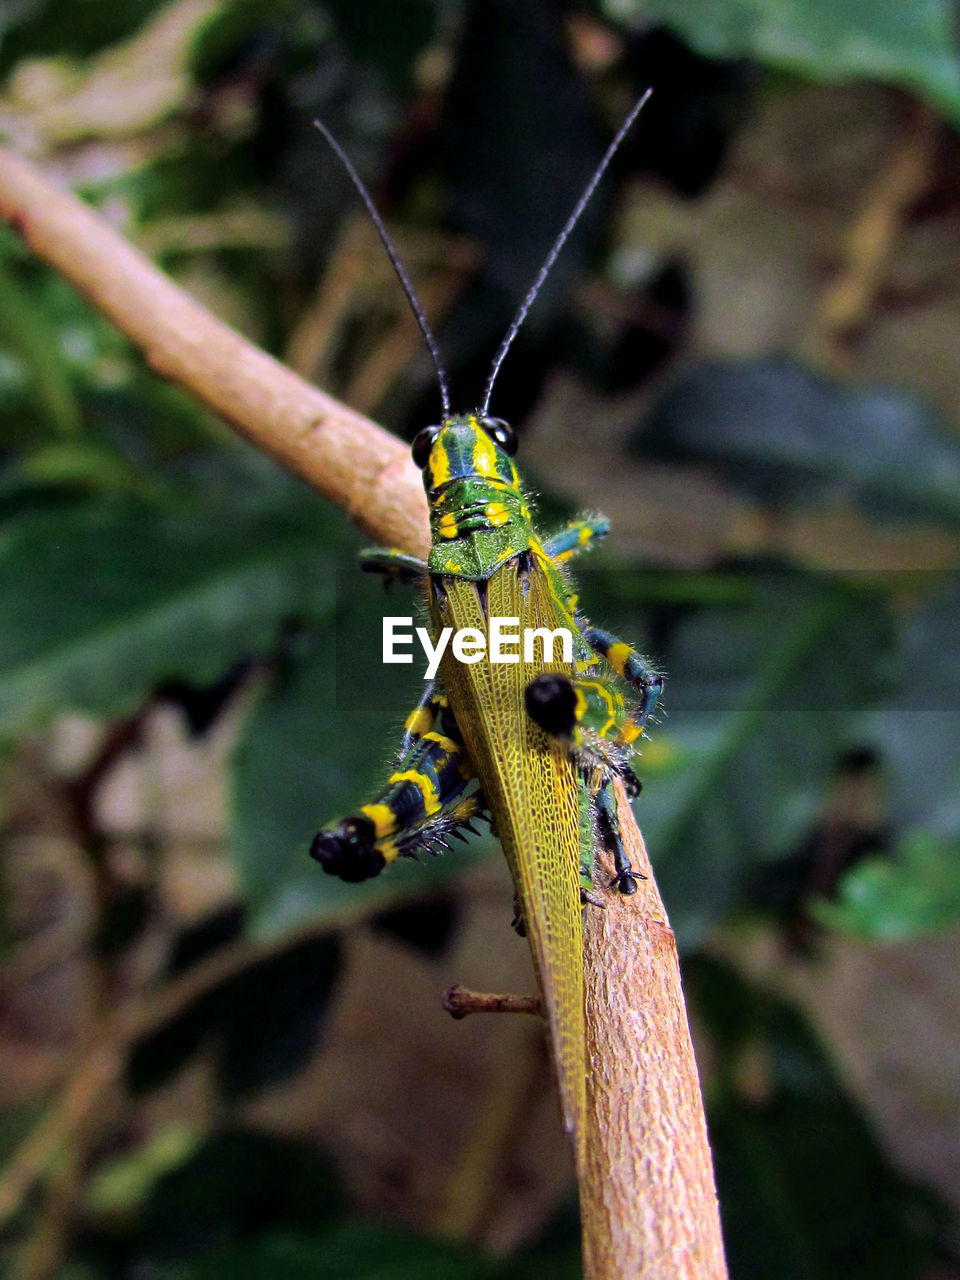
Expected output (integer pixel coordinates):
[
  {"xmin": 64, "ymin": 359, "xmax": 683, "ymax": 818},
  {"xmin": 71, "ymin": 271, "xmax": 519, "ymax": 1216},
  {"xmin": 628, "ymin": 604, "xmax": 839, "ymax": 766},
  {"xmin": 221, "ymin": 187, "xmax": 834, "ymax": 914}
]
[{"xmin": 311, "ymin": 685, "xmax": 484, "ymax": 882}]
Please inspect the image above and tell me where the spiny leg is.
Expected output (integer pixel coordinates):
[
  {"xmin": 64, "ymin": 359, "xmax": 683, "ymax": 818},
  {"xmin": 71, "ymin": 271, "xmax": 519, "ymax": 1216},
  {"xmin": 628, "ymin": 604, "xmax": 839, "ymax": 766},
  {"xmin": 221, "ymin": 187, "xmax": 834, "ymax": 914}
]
[
  {"xmin": 310, "ymin": 692, "xmax": 480, "ymax": 882},
  {"xmin": 594, "ymin": 779, "xmax": 643, "ymax": 895},
  {"xmin": 399, "ymin": 681, "xmax": 444, "ymax": 754},
  {"xmin": 524, "ymin": 677, "xmax": 640, "ymax": 900},
  {"xmin": 542, "ymin": 516, "xmax": 610, "ymax": 565},
  {"xmin": 581, "ymin": 625, "xmax": 663, "ymax": 742}
]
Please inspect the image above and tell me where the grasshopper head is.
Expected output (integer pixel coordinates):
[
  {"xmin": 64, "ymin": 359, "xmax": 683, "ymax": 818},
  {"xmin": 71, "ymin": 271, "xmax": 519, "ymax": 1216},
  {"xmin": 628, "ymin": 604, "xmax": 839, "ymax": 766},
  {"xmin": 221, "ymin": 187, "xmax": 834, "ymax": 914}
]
[{"xmin": 411, "ymin": 414, "xmax": 519, "ymax": 499}]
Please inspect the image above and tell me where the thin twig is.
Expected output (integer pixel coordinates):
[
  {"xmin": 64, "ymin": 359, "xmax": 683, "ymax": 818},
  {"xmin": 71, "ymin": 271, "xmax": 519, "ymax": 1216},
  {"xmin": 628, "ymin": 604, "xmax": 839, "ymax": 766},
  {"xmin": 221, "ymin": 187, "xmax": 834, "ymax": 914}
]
[
  {"xmin": 0, "ymin": 144, "xmax": 429, "ymax": 557},
  {"xmin": 801, "ymin": 100, "xmax": 936, "ymax": 373},
  {"xmin": 442, "ymin": 984, "xmax": 543, "ymax": 1019},
  {"xmin": 0, "ymin": 143, "xmax": 727, "ymax": 1279}
]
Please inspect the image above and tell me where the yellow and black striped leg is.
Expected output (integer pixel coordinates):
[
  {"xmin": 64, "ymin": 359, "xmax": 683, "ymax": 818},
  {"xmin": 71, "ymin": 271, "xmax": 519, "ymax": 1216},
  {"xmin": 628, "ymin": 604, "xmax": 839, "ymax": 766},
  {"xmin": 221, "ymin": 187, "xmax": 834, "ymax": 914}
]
[
  {"xmin": 310, "ymin": 693, "xmax": 481, "ymax": 882},
  {"xmin": 399, "ymin": 681, "xmax": 444, "ymax": 754},
  {"xmin": 582, "ymin": 625, "xmax": 663, "ymax": 739},
  {"xmin": 595, "ymin": 779, "xmax": 644, "ymax": 895},
  {"xmin": 542, "ymin": 516, "xmax": 610, "ymax": 566}
]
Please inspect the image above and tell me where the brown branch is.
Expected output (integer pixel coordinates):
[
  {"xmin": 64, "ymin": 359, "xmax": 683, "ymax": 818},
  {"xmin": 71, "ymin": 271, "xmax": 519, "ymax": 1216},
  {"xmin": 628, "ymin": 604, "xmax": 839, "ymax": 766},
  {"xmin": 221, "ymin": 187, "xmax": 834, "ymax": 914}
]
[
  {"xmin": 0, "ymin": 144, "xmax": 429, "ymax": 558},
  {"xmin": 442, "ymin": 984, "xmax": 543, "ymax": 1019},
  {"xmin": 583, "ymin": 780, "xmax": 727, "ymax": 1277},
  {"xmin": 0, "ymin": 145, "xmax": 726, "ymax": 1278}
]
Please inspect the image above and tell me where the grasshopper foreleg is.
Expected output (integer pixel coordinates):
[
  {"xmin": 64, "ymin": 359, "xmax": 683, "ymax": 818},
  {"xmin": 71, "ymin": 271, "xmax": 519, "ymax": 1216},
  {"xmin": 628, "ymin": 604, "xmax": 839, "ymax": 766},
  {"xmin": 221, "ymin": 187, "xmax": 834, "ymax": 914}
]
[{"xmin": 542, "ymin": 516, "xmax": 610, "ymax": 565}]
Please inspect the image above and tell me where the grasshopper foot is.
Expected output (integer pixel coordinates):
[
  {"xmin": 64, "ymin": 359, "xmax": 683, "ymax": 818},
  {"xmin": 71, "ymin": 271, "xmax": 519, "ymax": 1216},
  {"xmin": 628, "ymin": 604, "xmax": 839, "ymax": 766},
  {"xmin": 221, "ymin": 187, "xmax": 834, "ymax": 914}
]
[
  {"xmin": 310, "ymin": 816, "xmax": 386, "ymax": 882},
  {"xmin": 609, "ymin": 868, "xmax": 644, "ymax": 895}
]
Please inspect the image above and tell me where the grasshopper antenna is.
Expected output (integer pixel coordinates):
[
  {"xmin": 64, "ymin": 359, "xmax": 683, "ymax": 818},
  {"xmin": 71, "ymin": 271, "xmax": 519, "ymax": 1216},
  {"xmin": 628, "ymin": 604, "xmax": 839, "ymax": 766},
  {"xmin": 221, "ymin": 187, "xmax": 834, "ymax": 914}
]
[
  {"xmin": 479, "ymin": 88, "xmax": 652, "ymax": 418},
  {"xmin": 314, "ymin": 120, "xmax": 452, "ymax": 420}
]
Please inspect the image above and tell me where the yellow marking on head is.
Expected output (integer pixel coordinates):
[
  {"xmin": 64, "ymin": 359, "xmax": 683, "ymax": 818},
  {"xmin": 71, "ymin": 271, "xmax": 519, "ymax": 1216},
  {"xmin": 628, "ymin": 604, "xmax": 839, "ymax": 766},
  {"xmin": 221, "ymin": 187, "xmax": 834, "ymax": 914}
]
[
  {"xmin": 404, "ymin": 706, "xmax": 435, "ymax": 737},
  {"xmin": 429, "ymin": 442, "xmax": 451, "ymax": 488},
  {"xmin": 361, "ymin": 803, "xmax": 397, "ymax": 838},
  {"xmin": 510, "ymin": 462, "xmax": 520, "ymax": 487},
  {"xmin": 486, "ymin": 501, "xmax": 509, "ymax": 527},
  {"xmin": 607, "ymin": 642, "xmax": 631, "ymax": 678},
  {"xmin": 520, "ymin": 502, "xmax": 531, "ymax": 519},
  {"xmin": 389, "ymin": 768, "xmax": 440, "ymax": 812},
  {"xmin": 438, "ymin": 512, "xmax": 459, "ymax": 539},
  {"xmin": 472, "ymin": 432, "xmax": 498, "ymax": 476},
  {"xmin": 423, "ymin": 731, "xmax": 460, "ymax": 754}
]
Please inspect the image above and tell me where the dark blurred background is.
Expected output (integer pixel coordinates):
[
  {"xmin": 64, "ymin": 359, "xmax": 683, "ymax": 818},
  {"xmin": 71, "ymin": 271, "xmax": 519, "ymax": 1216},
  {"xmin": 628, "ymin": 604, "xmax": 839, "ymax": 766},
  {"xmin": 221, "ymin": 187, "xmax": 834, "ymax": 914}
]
[{"xmin": 1, "ymin": 1, "xmax": 960, "ymax": 1277}]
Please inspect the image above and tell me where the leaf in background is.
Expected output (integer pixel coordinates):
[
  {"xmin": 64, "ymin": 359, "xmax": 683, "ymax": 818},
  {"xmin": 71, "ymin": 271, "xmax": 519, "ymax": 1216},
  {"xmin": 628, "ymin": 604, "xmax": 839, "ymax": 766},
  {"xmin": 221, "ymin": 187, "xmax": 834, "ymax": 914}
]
[
  {"xmin": 21, "ymin": 441, "xmax": 161, "ymax": 495},
  {"xmin": 135, "ymin": 1131, "xmax": 345, "ymax": 1262},
  {"xmin": 150, "ymin": 1225, "xmax": 503, "ymax": 1280},
  {"xmin": 0, "ymin": 0, "xmax": 169, "ymax": 71},
  {"xmin": 637, "ymin": 356, "xmax": 960, "ymax": 528},
  {"xmin": 0, "ymin": 256, "xmax": 82, "ymax": 437},
  {"xmin": 443, "ymin": 0, "xmax": 599, "ymax": 305},
  {"xmin": 689, "ymin": 955, "xmax": 953, "ymax": 1279},
  {"xmin": 323, "ymin": 0, "xmax": 437, "ymax": 92},
  {"xmin": 128, "ymin": 934, "xmax": 340, "ymax": 1099},
  {"xmin": 230, "ymin": 580, "xmax": 494, "ymax": 936},
  {"xmin": 215, "ymin": 934, "xmax": 341, "ymax": 1099},
  {"xmin": 811, "ymin": 830, "xmax": 960, "ymax": 940},
  {"xmin": 603, "ymin": 0, "xmax": 960, "ymax": 127},
  {"xmin": 0, "ymin": 485, "xmax": 349, "ymax": 742},
  {"xmin": 629, "ymin": 573, "xmax": 895, "ymax": 948}
]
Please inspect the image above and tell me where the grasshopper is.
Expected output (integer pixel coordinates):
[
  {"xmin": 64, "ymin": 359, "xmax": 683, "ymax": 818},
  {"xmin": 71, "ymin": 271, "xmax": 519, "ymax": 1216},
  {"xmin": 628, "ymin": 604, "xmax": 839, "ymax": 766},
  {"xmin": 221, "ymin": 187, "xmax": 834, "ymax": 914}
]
[{"xmin": 310, "ymin": 95, "xmax": 660, "ymax": 1168}]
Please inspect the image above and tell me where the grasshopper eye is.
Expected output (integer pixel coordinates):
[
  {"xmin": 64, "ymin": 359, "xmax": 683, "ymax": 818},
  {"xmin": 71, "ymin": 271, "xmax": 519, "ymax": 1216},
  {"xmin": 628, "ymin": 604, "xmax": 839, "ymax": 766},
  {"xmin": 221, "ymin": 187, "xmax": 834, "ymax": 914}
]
[
  {"xmin": 482, "ymin": 417, "xmax": 518, "ymax": 456},
  {"xmin": 411, "ymin": 425, "xmax": 441, "ymax": 468}
]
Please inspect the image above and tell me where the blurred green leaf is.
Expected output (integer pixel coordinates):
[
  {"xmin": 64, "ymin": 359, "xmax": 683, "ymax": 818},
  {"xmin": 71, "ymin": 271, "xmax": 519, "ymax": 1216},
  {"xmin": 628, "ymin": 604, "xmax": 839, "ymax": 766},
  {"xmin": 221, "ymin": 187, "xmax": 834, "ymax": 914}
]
[
  {"xmin": 638, "ymin": 357, "xmax": 960, "ymax": 528},
  {"xmin": 128, "ymin": 933, "xmax": 341, "ymax": 1098},
  {"xmin": 629, "ymin": 574, "xmax": 893, "ymax": 946},
  {"xmin": 0, "ymin": 257, "xmax": 82, "ymax": 437},
  {"xmin": 604, "ymin": 0, "xmax": 960, "ymax": 125},
  {"xmin": 86, "ymin": 1126, "xmax": 201, "ymax": 1216},
  {"xmin": 324, "ymin": 0, "xmax": 437, "ymax": 91},
  {"xmin": 0, "ymin": 0, "xmax": 170, "ymax": 72},
  {"xmin": 0, "ymin": 485, "xmax": 348, "ymax": 741},
  {"xmin": 156, "ymin": 1225, "xmax": 503, "ymax": 1280},
  {"xmin": 689, "ymin": 955, "xmax": 954, "ymax": 1278},
  {"xmin": 21, "ymin": 441, "xmax": 160, "ymax": 494},
  {"xmin": 811, "ymin": 829, "xmax": 960, "ymax": 939},
  {"xmin": 135, "ymin": 1131, "xmax": 345, "ymax": 1262}
]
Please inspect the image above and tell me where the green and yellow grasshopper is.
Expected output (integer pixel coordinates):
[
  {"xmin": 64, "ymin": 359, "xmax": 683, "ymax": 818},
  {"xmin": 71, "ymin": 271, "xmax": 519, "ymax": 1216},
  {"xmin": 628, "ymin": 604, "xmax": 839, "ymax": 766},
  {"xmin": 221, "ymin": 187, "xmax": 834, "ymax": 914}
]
[{"xmin": 310, "ymin": 96, "xmax": 660, "ymax": 1169}]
